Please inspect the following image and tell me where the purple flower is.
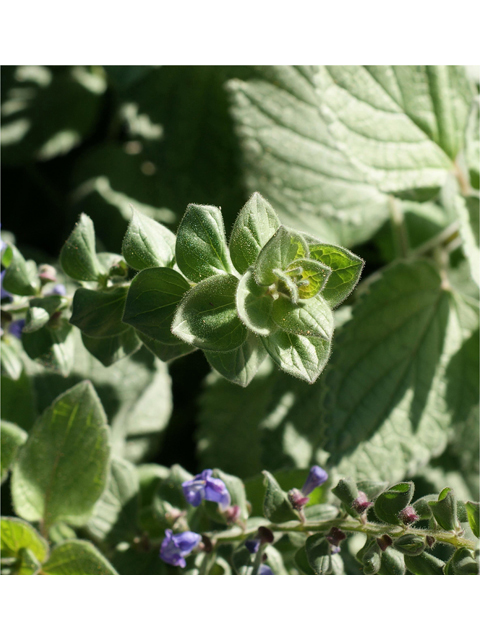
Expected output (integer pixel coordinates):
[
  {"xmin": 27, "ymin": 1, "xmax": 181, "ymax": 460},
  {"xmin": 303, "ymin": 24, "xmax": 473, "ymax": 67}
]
[
  {"xmin": 182, "ymin": 469, "xmax": 230, "ymax": 510},
  {"xmin": 48, "ymin": 284, "xmax": 66, "ymax": 296},
  {"xmin": 8, "ymin": 319, "xmax": 25, "ymax": 339},
  {"xmin": 259, "ymin": 564, "xmax": 274, "ymax": 575},
  {"xmin": 245, "ymin": 539, "xmax": 261, "ymax": 554},
  {"xmin": 159, "ymin": 529, "xmax": 201, "ymax": 568},
  {"xmin": 1, "ymin": 271, "xmax": 12, "ymax": 301},
  {"xmin": 302, "ymin": 466, "xmax": 328, "ymax": 496}
]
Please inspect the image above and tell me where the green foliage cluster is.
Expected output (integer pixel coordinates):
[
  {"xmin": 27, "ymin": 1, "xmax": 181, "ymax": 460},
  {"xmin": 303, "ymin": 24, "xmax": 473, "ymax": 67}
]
[{"xmin": 1, "ymin": 65, "xmax": 479, "ymax": 574}]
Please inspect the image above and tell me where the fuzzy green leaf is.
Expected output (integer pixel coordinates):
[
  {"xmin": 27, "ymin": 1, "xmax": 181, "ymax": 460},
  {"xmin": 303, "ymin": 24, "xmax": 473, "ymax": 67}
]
[
  {"xmin": 70, "ymin": 286, "xmax": 129, "ymax": 338},
  {"xmin": 11, "ymin": 381, "xmax": 110, "ymax": 530},
  {"xmin": 305, "ymin": 534, "xmax": 332, "ymax": 575},
  {"xmin": 235, "ymin": 268, "xmax": 276, "ymax": 336},
  {"xmin": 228, "ymin": 66, "xmax": 473, "ymax": 246},
  {"xmin": 22, "ymin": 319, "xmax": 75, "ymax": 376},
  {"xmin": 1, "ymin": 517, "xmax": 49, "ymax": 572},
  {"xmin": 319, "ymin": 260, "xmax": 467, "ymax": 480},
  {"xmin": 229, "ymin": 192, "xmax": 280, "ymax": 274},
  {"xmin": 205, "ymin": 332, "xmax": 267, "ymax": 387},
  {"xmin": 285, "ymin": 258, "xmax": 332, "ymax": 299},
  {"xmin": 60, "ymin": 213, "xmax": 104, "ymax": 282},
  {"xmin": 271, "ymin": 294, "xmax": 334, "ymax": 340},
  {"xmin": 465, "ymin": 501, "xmax": 479, "ymax": 538},
  {"xmin": 172, "ymin": 274, "xmax": 247, "ymax": 352},
  {"xmin": 2, "ymin": 244, "xmax": 38, "ymax": 296},
  {"xmin": 81, "ymin": 328, "xmax": 142, "ymax": 367},
  {"xmin": 175, "ymin": 204, "xmax": 234, "ymax": 282},
  {"xmin": 374, "ymin": 482, "xmax": 415, "ymax": 525},
  {"xmin": 122, "ymin": 208, "xmax": 176, "ymax": 271},
  {"xmin": 87, "ymin": 456, "xmax": 140, "ymax": 544},
  {"xmin": 262, "ymin": 331, "xmax": 331, "ymax": 383},
  {"xmin": 1, "ymin": 421, "xmax": 27, "ymax": 483},
  {"xmin": 262, "ymin": 471, "xmax": 299, "ymax": 523},
  {"xmin": 122, "ymin": 267, "xmax": 190, "ymax": 344},
  {"xmin": 137, "ymin": 331, "xmax": 196, "ymax": 363},
  {"xmin": 305, "ymin": 237, "xmax": 364, "ymax": 307},
  {"xmin": 254, "ymin": 226, "xmax": 308, "ymax": 286},
  {"xmin": 42, "ymin": 540, "xmax": 117, "ymax": 575}
]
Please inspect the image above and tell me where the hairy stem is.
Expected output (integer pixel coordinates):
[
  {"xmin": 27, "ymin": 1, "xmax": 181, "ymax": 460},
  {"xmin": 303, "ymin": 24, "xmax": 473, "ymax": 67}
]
[{"xmin": 211, "ymin": 516, "xmax": 476, "ymax": 551}]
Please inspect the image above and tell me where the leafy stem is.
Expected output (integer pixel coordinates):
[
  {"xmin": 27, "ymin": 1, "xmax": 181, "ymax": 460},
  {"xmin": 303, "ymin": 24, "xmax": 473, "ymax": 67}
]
[{"xmin": 210, "ymin": 516, "xmax": 476, "ymax": 551}]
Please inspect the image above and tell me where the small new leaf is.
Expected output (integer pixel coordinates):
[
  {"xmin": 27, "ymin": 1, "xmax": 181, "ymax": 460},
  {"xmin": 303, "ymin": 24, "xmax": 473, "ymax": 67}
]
[
  {"xmin": 229, "ymin": 192, "xmax": 280, "ymax": 274},
  {"xmin": 2, "ymin": 245, "xmax": 38, "ymax": 296},
  {"xmin": 235, "ymin": 268, "xmax": 276, "ymax": 336},
  {"xmin": 255, "ymin": 226, "xmax": 308, "ymax": 286},
  {"xmin": 122, "ymin": 208, "xmax": 176, "ymax": 271},
  {"xmin": 262, "ymin": 331, "xmax": 331, "ymax": 383},
  {"xmin": 175, "ymin": 204, "xmax": 234, "ymax": 282},
  {"xmin": 172, "ymin": 274, "xmax": 247, "ymax": 352},
  {"xmin": 60, "ymin": 213, "xmax": 105, "ymax": 282}
]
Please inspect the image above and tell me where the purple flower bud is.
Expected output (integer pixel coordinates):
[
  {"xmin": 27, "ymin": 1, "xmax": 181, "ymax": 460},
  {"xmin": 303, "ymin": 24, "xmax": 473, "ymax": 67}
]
[
  {"xmin": 8, "ymin": 319, "xmax": 25, "ymax": 339},
  {"xmin": 245, "ymin": 539, "xmax": 261, "ymax": 554},
  {"xmin": 182, "ymin": 469, "xmax": 230, "ymax": 510},
  {"xmin": 258, "ymin": 564, "xmax": 274, "ymax": 575},
  {"xmin": 159, "ymin": 529, "xmax": 201, "ymax": 568},
  {"xmin": 224, "ymin": 504, "xmax": 241, "ymax": 524},
  {"xmin": 331, "ymin": 546, "xmax": 341, "ymax": 554},
  {"xmin": 288, "ymin": 488, "xmax": 310, "ymax": 510},
  {"xmin": 1, "ymin": 271, "xmax": 13, "ymax": 302},
  {"xmin": 352, "ymin": 491, "xmax": 373, "ymax": 514},
  {"xmin": 302, "ymin": 465, "xmax": 328, "ymax": 496},
  {"xmin": 399, "ymin": 505, "xmax": 419, "ymax": 525},
  {"xmin": 38, "ymin": 264, "xmax": 57, "ymax": 283}
]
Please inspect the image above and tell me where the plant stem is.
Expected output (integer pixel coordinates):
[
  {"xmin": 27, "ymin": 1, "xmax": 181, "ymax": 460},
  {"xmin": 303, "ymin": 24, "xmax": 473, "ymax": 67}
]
[{"xmin": 211, "ymin": 516, "xmax": 476, "ymax": 551}]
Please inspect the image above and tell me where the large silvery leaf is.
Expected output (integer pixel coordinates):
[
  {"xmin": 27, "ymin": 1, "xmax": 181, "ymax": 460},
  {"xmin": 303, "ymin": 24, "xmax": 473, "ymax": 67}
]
[
  {"xmin": 172, "ymin": 274, "xmax": 247, "ymax": 352},
  {"xmin": 229, "ymin": 192, "xmax": 280, "ymax": 274},
  {"xmin": 87, "ymin": 456, "xmax": 140, "ymax": 544},
  {"xmin": 175, "ymin": 204, "xmax": 235, "ymax": 282},
  {"xmin": 122, "ymin": 208, "xmax": 176, "ymax": 271},
  {"xmin": 228, "ymin": 66, "xmax": 473, "ymax": 247},
  {"xmin": 41, "ymin": 540, "xmax": 117, "ymax": 575},
  {"xmin": 318, "ymin": 260, "xmax": 467, "ymax": 480},
  {"xmin": 11, "ymin": 381, "xmax": 110, "ymax": 530},
  {"xmin": 123, "ymin": 267, "xmax": 190, "ymax": 344}
]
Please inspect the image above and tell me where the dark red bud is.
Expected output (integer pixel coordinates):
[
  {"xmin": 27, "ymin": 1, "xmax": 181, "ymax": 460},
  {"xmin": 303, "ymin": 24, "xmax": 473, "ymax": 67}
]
[
  {"xmin": 376, "ymin": 534, "xmax": 393, "ymax": 551},
  {"xmin": 257, "ymin": 526, "xmax": 275, "ymax": 545},
  {"xmin": 426, "ymin": 535, "xmax": 435, "ymax": 548},
  {"xmin": 326, "ymin": 527, "xmax": 347, "ymax": 547}
]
